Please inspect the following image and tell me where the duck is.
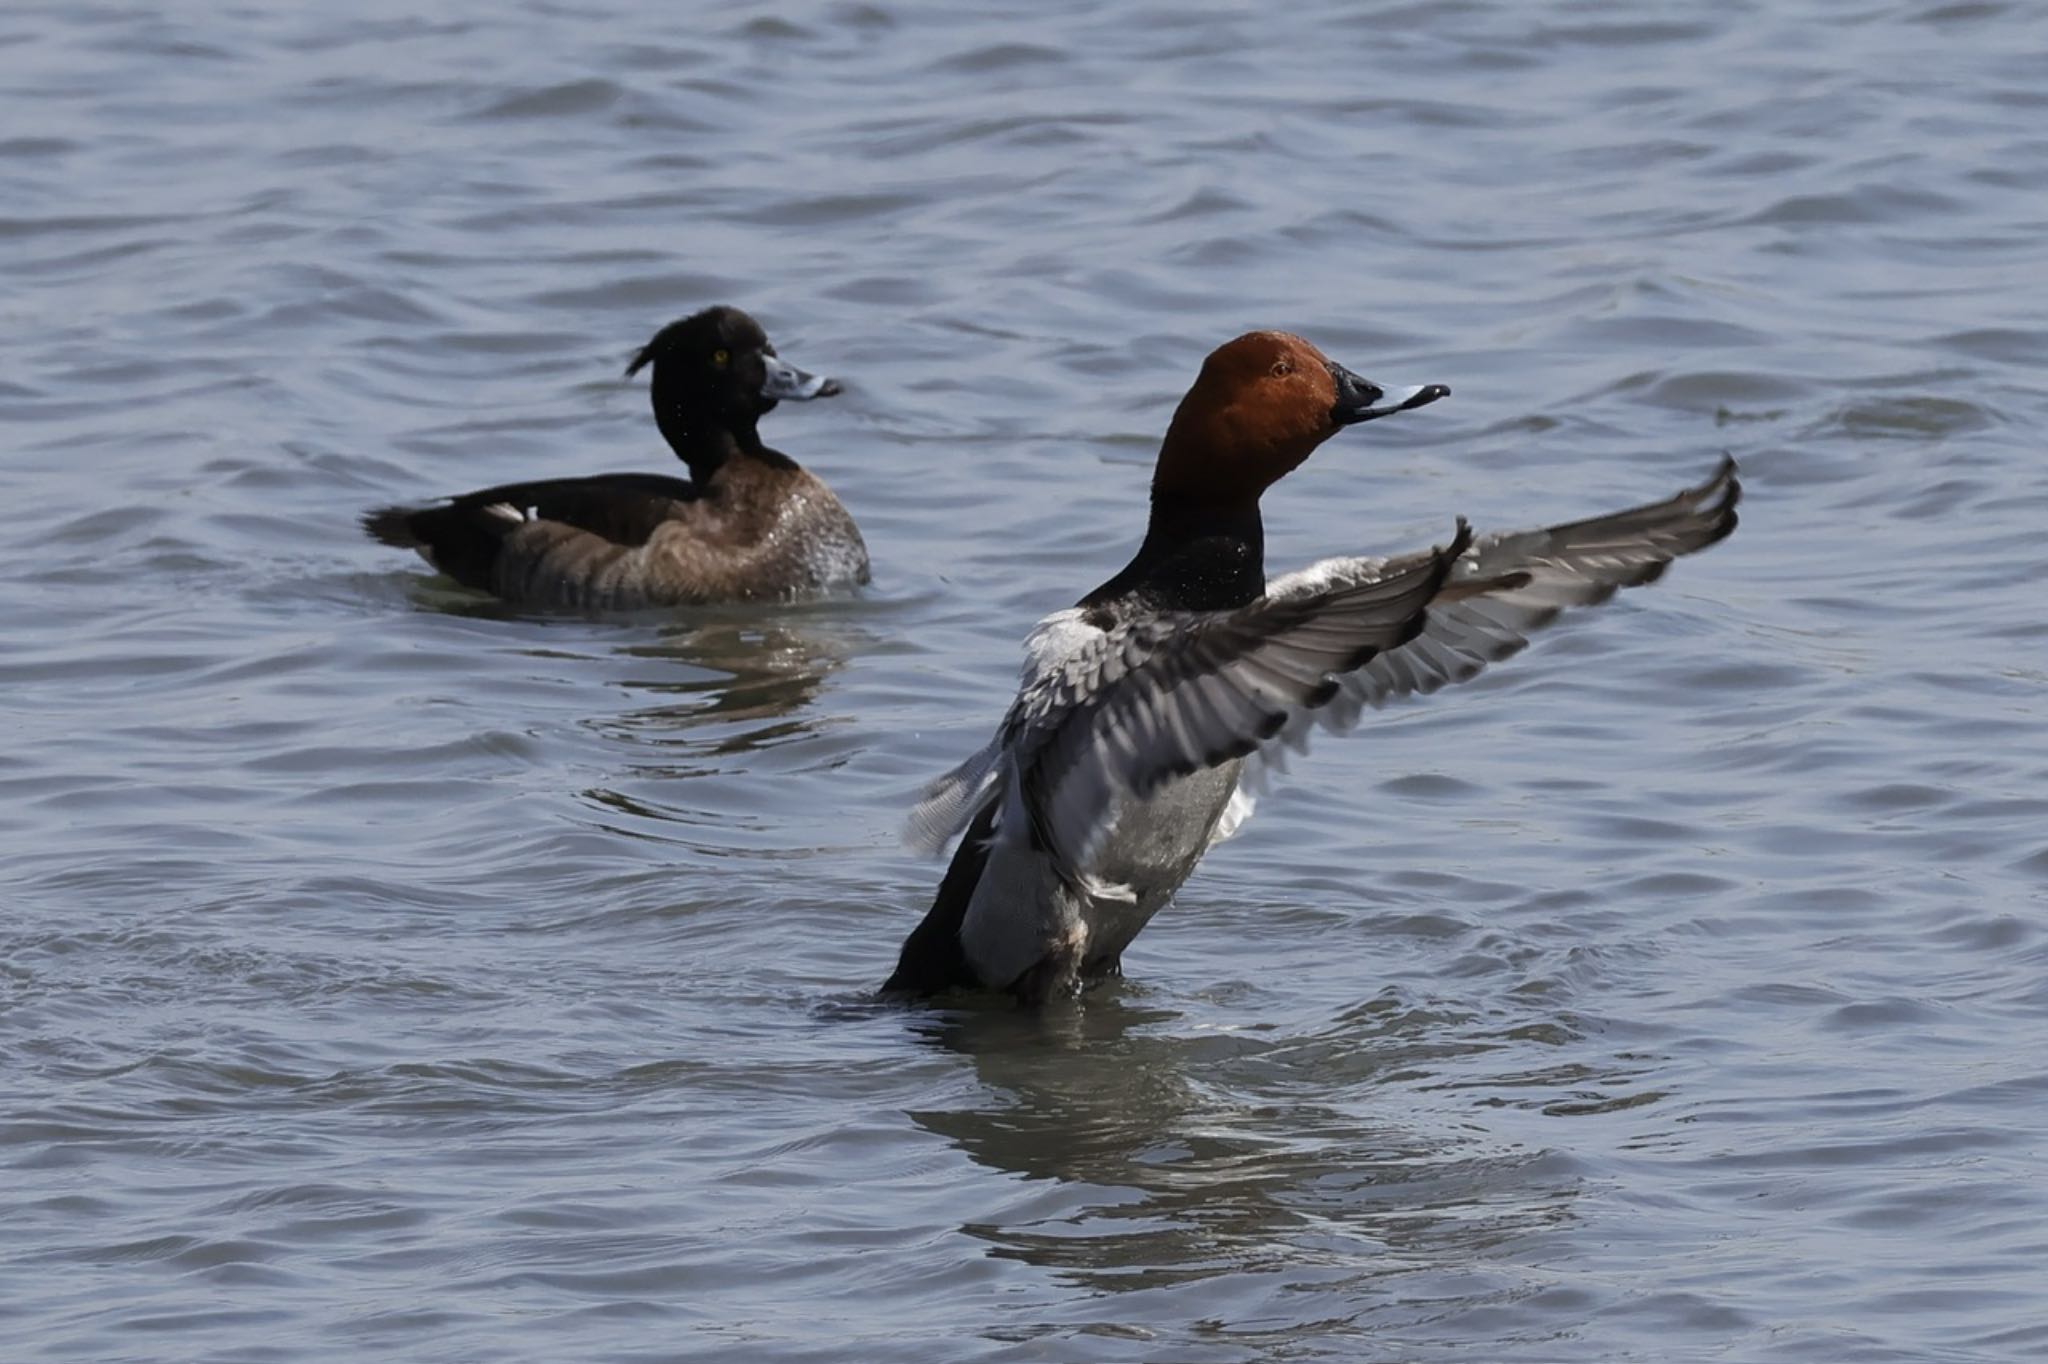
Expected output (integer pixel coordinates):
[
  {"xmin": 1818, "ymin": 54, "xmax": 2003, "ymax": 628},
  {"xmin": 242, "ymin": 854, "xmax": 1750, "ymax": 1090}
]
[
  {"xmin": 885, "ymin": 329, "xmax": 1740, "ymax": 1005},
  {"xmin": 362, "ymin": 306, "xmax": 869, "ymax": 609}
]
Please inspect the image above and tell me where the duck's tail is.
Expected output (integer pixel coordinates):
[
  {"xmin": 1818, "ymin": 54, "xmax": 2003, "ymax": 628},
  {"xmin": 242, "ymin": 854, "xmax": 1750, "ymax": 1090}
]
[
  {"xmin": 360, "ymin": 505, "xmax": 423, "ymax": 548},
  {"xmin": 882, "ymin": 800, "xmax": 996, "ymax": 999}
]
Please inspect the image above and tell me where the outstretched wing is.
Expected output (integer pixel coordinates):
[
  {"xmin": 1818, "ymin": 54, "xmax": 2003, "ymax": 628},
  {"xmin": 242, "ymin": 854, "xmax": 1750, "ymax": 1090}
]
[
  {"xmin": 903, "ymin": 524, "xmax": 1476, "ymax": 865},
  {"xmin": 1255, "ymin": 456, "xmax": 1741, "ymax": 772},
  {"xmin": 1009, "ymin": 521, "xmax": 1474, "ymax": 874},
  {"xmin": 906, "ymin": 458, "xmax": 1737, "ymax": 863}
]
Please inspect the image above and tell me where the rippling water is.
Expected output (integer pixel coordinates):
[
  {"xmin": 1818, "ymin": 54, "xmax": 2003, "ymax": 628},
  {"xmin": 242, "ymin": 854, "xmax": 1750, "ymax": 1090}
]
[{"xmin": 5, "ymin": 1, "xmax": 2046, "ymax": 1359}]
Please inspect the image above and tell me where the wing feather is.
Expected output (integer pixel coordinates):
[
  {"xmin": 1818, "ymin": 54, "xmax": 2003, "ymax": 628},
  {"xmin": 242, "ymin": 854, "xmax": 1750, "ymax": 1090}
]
[
  {"xmin": 1254, "ymin": 456, "xmax": 1740, "ymax": 774},
  {"xmin": 1014, "ymin": 520, "xmax": 1474, "ymax": 875},
  {"xmin": 904, "ymin": 735, "xmax": 1005, "ymax": 855}
]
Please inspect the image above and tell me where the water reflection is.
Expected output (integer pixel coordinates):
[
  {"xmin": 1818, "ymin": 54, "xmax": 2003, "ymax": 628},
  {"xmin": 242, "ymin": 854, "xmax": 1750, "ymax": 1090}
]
[
  {"xmin": 902, "ymin": 996, "xmax": 1582, "ymax": 1294},
  {"xmin": 574, "ymin": 610, "xmax": 871, "ymax": 847},
  {"xmin": 597, "ymin": 614, "xmax": 854, "ymax": 759},
  {"xmin": 380, "ymin": 572, "xmax": 884, "ymax": 851},
  {"xmin": 395, "ymin": 571, "xmax": 862, "ymax": 759}
]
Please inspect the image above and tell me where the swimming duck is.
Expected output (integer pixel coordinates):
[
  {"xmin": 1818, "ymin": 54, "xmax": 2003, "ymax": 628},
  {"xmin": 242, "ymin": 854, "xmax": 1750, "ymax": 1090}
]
[
  {"xmin": 885, "ymin": 330, "xmax": 1739, "ymax": 1004},
  {"xmin": 363, "ymin": 306, "xmax": 868, "ymax": 608}
]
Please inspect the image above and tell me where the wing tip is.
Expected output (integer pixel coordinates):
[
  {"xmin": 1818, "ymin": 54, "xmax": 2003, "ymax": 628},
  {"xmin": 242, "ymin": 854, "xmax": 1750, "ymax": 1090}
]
[
  {"xmin": 1447, "ymin": 515, "xmax": 1475, "ymax": 561},
  {"xmin": 1689, "ymin": 455, "xmax": 1743, "ymax": 554}
]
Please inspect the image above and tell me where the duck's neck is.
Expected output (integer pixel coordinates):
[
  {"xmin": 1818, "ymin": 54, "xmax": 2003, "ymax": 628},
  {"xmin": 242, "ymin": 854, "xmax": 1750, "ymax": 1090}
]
[
  {"xmin": 651, "ymin": 379, "xmax": 791, "ymax": 484},
  {"xmin": 1079, "ymin": 494, "xmax": 1266, "ymax": 613},
  {"xmin": 663, "ymin": 417, "xmax": 753, "ymax": 484}
]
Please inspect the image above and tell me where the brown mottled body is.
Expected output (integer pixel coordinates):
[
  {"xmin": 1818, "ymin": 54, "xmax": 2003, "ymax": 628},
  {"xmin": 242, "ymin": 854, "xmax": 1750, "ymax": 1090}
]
[{"xmin": 485, "ymin": 460, "xmax": 868, "ymax": 610}]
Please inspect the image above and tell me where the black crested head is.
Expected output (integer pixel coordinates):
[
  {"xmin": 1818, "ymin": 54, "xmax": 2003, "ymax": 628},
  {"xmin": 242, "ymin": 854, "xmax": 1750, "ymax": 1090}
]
[
  {"xmin": 626, "ymin": 305, "xmax": 767, "ymax": 380},
  {"xmin": 625, "ymin": 306, "xmax": 840, "ymax": 443}
]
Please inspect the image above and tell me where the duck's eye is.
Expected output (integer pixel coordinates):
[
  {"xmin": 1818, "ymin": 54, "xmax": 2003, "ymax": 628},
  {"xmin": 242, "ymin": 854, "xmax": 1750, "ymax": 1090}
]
[
  {"xmin": 1270, "ymin": 359, "xmax": 1294, "ymax": 378},
  {"xmin": 711, "ymin": 349, "xmax": 730, "ymax": 369}
]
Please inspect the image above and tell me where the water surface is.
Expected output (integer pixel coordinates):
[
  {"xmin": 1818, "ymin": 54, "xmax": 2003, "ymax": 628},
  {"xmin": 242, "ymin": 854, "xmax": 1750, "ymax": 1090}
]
[{"xmin": 4, "ymin": 2, "xmax": 2046, "ymax": 1360}]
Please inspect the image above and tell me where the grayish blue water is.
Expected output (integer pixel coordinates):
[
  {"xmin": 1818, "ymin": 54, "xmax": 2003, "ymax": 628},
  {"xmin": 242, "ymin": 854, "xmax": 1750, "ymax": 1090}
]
[{"xmin": 4, "ymin": 1, "xmax": 2046, "ymax": 1359}]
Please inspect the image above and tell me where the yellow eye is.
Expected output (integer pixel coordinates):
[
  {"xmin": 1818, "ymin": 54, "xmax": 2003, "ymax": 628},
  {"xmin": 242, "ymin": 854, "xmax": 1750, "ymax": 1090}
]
[{"xmin": 712, "ymin": 349, "xmax": 730, "ymax": 369}]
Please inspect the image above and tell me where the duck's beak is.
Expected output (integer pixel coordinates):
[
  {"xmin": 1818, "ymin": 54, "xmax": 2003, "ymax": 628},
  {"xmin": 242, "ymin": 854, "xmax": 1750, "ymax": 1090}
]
[
  {"xmin": 1329, "ymin": 362, "xmax": 1449, "ymax": 425},
  {"xmin": 762, "ymin": 354, "xmax": 844, "ymax": 401}
]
